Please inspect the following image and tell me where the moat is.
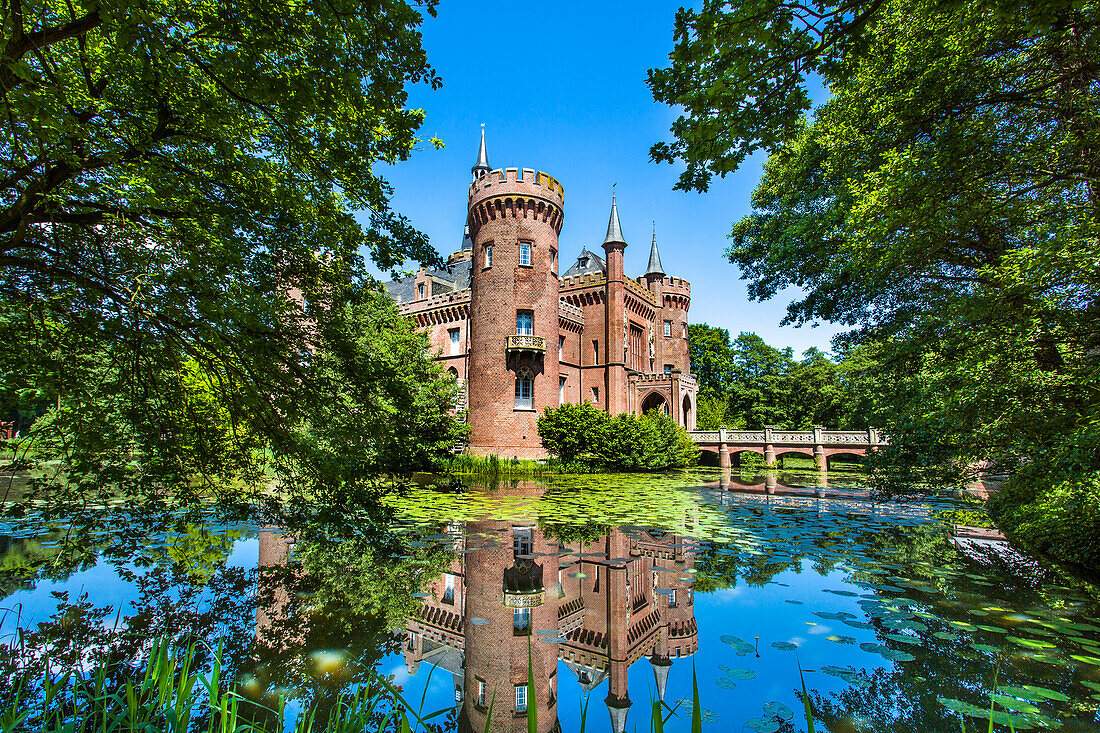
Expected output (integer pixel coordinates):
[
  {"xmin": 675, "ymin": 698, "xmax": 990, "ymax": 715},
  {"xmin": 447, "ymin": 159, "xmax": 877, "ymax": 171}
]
[{"xmin": 5, "ymin": 469, "xmax": 1100, "ymax": 731}]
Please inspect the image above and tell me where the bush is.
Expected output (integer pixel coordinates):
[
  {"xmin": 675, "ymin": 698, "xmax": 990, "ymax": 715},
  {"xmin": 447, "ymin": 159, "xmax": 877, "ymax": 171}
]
[
  {"xmin": 536, "ymin": 402, "xmax": 608, "ymax": 464},
  {"xmin": 988, "ymin": 470, "xmax": 1100, "ymax": 573},
  {"xmin": 537, "ymin": 404, "xmax": 697, "ymax": 472}
]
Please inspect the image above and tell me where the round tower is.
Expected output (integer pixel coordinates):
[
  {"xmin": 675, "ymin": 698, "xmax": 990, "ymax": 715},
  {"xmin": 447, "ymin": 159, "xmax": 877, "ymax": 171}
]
[{"xmin": 466, "ymin": 148, "xmax": 565, "ymax": 458}]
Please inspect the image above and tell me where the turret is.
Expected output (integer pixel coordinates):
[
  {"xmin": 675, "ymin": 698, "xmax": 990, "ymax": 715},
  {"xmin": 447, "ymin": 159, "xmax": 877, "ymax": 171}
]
[
  {"xmin": 465, "ymin": 130, "xmax": 565, "ymax": 458},
  {"xmin": 601, "ymin": 191, "xmax": 629, "ymax": 414}
]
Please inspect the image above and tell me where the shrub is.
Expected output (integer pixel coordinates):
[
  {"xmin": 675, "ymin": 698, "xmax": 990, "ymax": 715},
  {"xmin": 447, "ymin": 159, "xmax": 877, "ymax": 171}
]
[
  {"xmin": 537, "ymin": 405, "xmax": 697, "ymax": 472},
  {"xmin": 536, "ymin": 402, "xmax": 608, "ymax": 464},
  {"xmin": 988, "ymin": 470, "xmax": 1100, "ymax": 573}
]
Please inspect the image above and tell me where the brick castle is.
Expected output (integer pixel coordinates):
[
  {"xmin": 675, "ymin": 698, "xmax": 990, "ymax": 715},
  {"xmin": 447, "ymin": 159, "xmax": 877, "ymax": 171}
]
[{"xmin": 385, "ymin": 130, "xmax": 698, "ymax": 458}]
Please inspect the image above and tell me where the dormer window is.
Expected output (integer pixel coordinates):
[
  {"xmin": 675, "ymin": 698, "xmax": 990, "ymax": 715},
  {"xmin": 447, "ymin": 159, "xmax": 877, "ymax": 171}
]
[
  {"xmin": 578, "ymin": 256, "xmax": 589, "ymax": 268},
  {"xmin": 417, "ymin": 283, "xmax": 425, "ymax": 299}
]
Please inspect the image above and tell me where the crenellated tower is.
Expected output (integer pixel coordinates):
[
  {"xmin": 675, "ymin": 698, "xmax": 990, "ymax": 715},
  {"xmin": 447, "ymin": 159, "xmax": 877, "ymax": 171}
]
[{"xmin": 466, "ymin": 134, "xmax": 565, "ymax": 458}]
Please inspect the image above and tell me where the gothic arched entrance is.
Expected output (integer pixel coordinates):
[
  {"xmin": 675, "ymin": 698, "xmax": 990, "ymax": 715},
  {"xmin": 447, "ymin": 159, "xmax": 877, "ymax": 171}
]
[{"xmin": 641, "ymin": 391, "xmax": 668, "ymax": 416}]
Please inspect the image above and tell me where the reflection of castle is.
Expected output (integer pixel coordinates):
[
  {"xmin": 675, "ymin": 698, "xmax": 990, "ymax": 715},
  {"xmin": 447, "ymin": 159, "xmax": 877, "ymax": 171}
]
[
  {"xmin": 384, "ymin": 131, "xmax": 698, "ymax": 458},
  {"xmin": 404, "ymin": 496, "xmax": 699, "ymax": 732}
]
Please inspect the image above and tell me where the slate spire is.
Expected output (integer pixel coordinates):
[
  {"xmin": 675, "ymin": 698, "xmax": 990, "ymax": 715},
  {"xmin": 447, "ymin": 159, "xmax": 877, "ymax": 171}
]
[
  {"xmin": 603, "ymin": 188, "xmax": 626, "ymax": 247},
  {"xmin": 645, "ymin": 222, "xmax": 665, "ymax": 277},
  {"xmin": 471, "ymin": 124, "xmax": 491, "ymax": 177}
]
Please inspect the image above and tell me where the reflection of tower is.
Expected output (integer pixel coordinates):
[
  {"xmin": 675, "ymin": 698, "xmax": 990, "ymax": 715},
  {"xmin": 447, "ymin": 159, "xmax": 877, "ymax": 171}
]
[
  {"xmin": 404, "ymin": 485, "xmax": 562, "ymax": 732},
  {"xmin": 557, "ymin": 528, "xmax": 699, "ymax": 733},
  {"xmin": 256, "ymin": 528, "xmax": 302, "ymax": 649},
  {"xmin": 405, "ymin": 489, "xmax": 700, "ymax": 733},
  {"xmin": 466, "ymin": 142, "xmax": 565, "ymax": 458}
]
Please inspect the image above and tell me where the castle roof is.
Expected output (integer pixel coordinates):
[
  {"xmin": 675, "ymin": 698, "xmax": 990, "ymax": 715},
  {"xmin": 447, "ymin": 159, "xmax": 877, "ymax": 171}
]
[
  {"xmin": 603, "ymin": 191, "xmax": 626, "ymax": 248},
  {"xmin": 562, "ymin": 247, "xmax": 606, "ymax": 277},
  {"xmin": 645, "ymin": 224, "xmax": 665, "ymax": 277},
  {"xmin": 383, "ymin": 258, "xmax": 472, "ymax": 304},
  {"xmin": 472, "ymin": 125, "xmax": 491, "ymax": 177}
]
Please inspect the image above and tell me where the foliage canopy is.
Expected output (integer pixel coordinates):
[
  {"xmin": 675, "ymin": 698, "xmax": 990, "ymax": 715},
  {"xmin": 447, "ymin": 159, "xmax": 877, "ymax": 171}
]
[{"xmin": 0, "ymin": 0, "xmax": 462, "ymax": 502}]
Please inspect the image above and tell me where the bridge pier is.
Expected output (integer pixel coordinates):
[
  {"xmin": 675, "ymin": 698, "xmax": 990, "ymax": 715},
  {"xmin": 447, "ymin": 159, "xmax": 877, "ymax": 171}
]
[
  {"xmin": 813, "ymin": 426, "xmax": 827, "ymax": 472},
  {"xmin": 765, "ymin": 471, "xmax": 777, "ymax": 494}
]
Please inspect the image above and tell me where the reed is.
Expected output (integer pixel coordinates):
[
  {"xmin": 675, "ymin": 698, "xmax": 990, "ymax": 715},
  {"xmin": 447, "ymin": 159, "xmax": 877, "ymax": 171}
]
[{"xmin": 3, "ymin": 639, "xmax": 441, "ymax": 733}]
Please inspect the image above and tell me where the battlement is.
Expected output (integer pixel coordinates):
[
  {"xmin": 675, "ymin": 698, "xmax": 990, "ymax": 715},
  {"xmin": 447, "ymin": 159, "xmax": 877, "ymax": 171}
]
[
  {"xmin": 468, "ymin": 167, "xmax": 565, "ymax": 205},
  {"xmin": 662, "ymin": 276, "xmax": 690, "ymax": 293},
  {"xmin": 559, "ymin": 272, "xmax": 607, "ymax": 290},
  {"xmin": 398, "ymin": 288, "xmax": 471, "ymax": 316}
]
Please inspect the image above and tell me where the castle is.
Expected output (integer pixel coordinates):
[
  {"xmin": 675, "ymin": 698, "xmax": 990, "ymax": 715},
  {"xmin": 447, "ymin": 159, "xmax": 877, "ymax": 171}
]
[{"xmin": 385, "ymin": 130, "xmax": 697, "ymax": 458}]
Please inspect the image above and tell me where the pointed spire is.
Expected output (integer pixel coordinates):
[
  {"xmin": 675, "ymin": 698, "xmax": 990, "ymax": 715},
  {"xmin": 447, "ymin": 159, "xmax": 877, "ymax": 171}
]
[
  {"xmin": 471, "ymin": 124, "xmax": 491, "ymax": 178},
  {"xmin": 650, "ymin": 657, "xmax": 672, "ymax": 702},
  {"xmin": 603, "ymin": 186, "xmax": 626, "ymax": 248},
  {"xmin": 645, "ymin": 222, "xmax": 665, "ymax": 277}
]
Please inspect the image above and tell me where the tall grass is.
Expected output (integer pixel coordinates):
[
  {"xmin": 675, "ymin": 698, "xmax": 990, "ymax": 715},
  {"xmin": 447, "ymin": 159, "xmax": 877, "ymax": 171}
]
[
  {"xmin": 445, "ymin": 454, "xmax": 556, "ymax": 479},
  {"xmin": 2, "ymin": 639, "xmax": 447, "ymax": 733}
]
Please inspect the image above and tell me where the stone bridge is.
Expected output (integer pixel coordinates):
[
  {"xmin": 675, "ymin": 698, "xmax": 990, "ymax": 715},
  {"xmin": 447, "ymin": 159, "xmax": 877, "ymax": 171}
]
[{"xmin": 688, "ymin": 426, "xmax": 884, "ymax": 471}]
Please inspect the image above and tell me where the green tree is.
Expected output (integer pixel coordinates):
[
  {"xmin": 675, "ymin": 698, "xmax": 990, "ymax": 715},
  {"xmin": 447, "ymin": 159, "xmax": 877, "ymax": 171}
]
[
  {"xmin": 650, "ymin": 0, "xmax": 1100, "ymax": 567},
  {"xmin": 0, "ymin": 0, "xmax": 457, "ymax": 501},
  {"xmin": 687, "ymin": 323, "xmax": 735, "ymax": 399}
]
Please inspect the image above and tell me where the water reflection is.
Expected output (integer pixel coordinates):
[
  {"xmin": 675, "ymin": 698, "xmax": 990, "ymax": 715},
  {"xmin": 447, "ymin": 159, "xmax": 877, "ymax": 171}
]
[
  {"xmin": 5, "ymin": 471, "xmax": 1100, "ymax": 732},
  {"xmin": 401, "ymin": 508, "xmax": 698, "ymax": 732}
]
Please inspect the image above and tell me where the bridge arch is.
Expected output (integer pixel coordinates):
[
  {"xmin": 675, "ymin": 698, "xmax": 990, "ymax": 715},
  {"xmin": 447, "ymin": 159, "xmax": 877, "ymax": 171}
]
[{"xmin": 825, "ymin": 451, "xmax": 865, "ymax": 470}]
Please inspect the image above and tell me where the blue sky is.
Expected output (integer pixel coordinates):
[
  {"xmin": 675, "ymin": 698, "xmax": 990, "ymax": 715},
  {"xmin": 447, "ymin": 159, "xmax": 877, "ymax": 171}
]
[{"xmin": 370, "ymin": 0, "xmax": 841, "ymax": 355}]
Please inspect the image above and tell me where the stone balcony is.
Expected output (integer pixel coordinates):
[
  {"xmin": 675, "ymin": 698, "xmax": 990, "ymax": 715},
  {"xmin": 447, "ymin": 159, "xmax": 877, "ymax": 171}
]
[{"xmin": 504, "ymin": 334, "xmax": 546, "ymax": 355}]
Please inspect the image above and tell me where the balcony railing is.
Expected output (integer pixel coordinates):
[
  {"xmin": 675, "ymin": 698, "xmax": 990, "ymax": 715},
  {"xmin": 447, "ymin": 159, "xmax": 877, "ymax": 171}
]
[{"xmin": 504, "ymin": 334, "xmax": 546, "ymax": 354}]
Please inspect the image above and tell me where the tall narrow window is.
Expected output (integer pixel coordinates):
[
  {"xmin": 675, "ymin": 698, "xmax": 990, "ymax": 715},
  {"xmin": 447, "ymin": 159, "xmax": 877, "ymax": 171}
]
[
  {"xmin": 484, "ymin": 243, "xmax": 493, "ymax": 268},
  {"xmin": 513, "ymin": 527, "xmax": 533, "ymax": 557},
  {"xmin": 669, "ymin": 589, "xmax": 677, "ymax": 607},
  {"xmin": 449, "ymin": 328, "xmax": 460, "ymax": 355},
  {"xmin": 514, "ymin": 607, "xmax": 530, "ymax": 635},
  {"xmin": 559, "ymin": 335, "xmax": 565, "ymax": 358},
  {"xmin": 516, "ymin": 310, "xmax": 533, "ymax": 335},
  {"xmin": 515, "ymin": 369, "xmax": 533, "ymax": 409},
  {"xmin": 519, "ymin": 241, "xmax": 532, "ymax": 266},
  {"xmin": 664, "ymin": 321, "xmax": 672, "ymax": 337},
  {"xmin": 592, "ymin": 386, "xmax": 599, "ymax": 403},
  {"xmin": 443, "ymin": 573, "xmax": 455, "ymax": 603},
  {"xmin": 417, "ymin": 283, "xmax": 425, "ymax": 299},
  {"xmin": 477, "ymin": 680, "xmax": 486, "ymax": 706},
  {"xmin": 682, "ymin": 323, "xmax": 688, "ymax": 338},
  {"xmin": 592, "ymin": 339, "xmax": 599, "ymax": 363},
  {"xmin": 559, "ymin": 376, "xmax": 566, "ymax": 404},
  {"xmin": 515, "ymin": 684, "xmax": 527, "ymax": 712},
  {"xmin": 550, "ymin": 247, "xmax": 557, "ymax": 270}
]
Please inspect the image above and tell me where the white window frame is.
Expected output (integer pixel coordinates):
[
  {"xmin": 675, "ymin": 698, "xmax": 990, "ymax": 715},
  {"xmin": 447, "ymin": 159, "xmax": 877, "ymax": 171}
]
[
  {"xmin": 449, "ymin": 328, "xmax": 460, "ymax": 355},
  {"xmin": 559, "ymin": 376, "xmax": 566, "ymax": 404},
  {"xmin": 477, "ymin": 679, "xmax": 486, "ymax": 706},
  {"xmin": 417, "ymin": 283, "xmax": 425, "ymax": 299},
  {"xmin": 515, "ymin": 684, "xmax": 527, "ymax": 712},
  {"xmin": 485, "ymin": 244, "xmax": 493, "ymax": 268},
  {"xmin": 664, "ymin": 321, "xmax": 672, "ymax": 337},
  {"xmin": 513, "ymin": 607, "xmax": 530, "ymax": 634},
  {"xmin": 519, "ymin": 241, "xmax": 532, "ymax": 267},
  {"xmin": 515, "ymin": 369, "xmax": 534, "ymax": 410},
  {"xmin": 516, "ymin": 311, "xmax": 533, "ymax": 335}
]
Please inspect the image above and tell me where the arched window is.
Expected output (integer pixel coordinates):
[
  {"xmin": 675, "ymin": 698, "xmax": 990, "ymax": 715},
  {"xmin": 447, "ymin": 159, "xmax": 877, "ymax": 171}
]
[{"xmin": 515, "ymin": 368, "xmax": 534, "ymax": 409}]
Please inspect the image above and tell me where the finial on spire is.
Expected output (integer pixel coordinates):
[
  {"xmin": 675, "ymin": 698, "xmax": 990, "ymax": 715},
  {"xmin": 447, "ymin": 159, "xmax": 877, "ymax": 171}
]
[
  {"xmin": 645, "ymin": 220, "xmax": 665, "ymax": 277},
  {"xmin": 603, "ymin": 187, "xmax": 626, "ymax": 248},
  {"xmin": 472, "ymin": 124, "xmax": 491, "ymax": 178}
]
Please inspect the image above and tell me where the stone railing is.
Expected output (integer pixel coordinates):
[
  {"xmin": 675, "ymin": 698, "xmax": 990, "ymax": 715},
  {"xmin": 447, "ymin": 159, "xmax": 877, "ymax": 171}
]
[
  {"xmin": 558, "ymin": 299, "xmax": 584, "ymax": 323},
  {"xmin": 688, "ymin": 426, "xmax": 883, "ymax": 446},
  {"xmin": 504, "ymin": 334, "xmax": 546, "ymax": 353}
]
